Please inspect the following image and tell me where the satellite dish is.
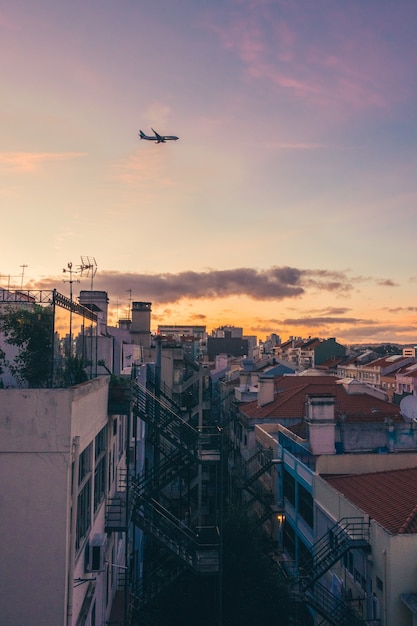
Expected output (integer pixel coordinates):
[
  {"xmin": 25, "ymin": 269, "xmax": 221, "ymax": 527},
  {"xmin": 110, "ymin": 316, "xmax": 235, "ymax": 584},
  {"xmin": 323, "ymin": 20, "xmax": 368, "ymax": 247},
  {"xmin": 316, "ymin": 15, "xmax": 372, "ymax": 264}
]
[{"xmin": 400, "ymin": 395, "xmax": 417, "ymax": 422}]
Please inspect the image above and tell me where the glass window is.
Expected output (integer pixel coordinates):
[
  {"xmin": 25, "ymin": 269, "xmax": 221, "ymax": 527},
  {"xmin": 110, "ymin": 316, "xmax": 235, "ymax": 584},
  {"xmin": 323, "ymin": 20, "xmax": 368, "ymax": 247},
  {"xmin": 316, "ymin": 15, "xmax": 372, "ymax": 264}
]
[
  {"xmin": 283, "ymin": 469, "xmax": 295, "ymax": 506},
  {"xmin": 76, "ymin": 478, "xmax": 91, "ymax": 551},
  {"xmin": 298, "ymin": 483, "xmax": 313, "ymax": 528}
]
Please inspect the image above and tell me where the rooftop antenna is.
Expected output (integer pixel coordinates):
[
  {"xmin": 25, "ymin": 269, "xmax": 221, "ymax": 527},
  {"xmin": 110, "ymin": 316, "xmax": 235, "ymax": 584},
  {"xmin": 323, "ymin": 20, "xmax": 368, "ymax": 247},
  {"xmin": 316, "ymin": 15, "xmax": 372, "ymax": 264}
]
[
  {"xmin": 126, "ymin": 289, "xmax": 132, "ymax": 318},
  {"xmin": 80, "ymin": 256, "xmax": 97, "ymax": 291},
  {"xmin": 19, "ymin": 264, "xmax": 28, "ymax": 290},
  {"xmin": 63, "ymin": 262, "xmax": 81, "ymax": 356}
]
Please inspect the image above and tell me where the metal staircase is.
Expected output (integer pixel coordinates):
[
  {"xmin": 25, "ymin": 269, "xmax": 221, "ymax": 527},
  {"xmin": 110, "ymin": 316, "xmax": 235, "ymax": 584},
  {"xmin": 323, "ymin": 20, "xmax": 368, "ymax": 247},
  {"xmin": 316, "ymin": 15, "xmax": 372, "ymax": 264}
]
[
  {"xmin": 299, "ymin": 517, "xmax": 371, "ymax": 591},
  {"xmin": 128, "ymin": 553, "xmax": 187, "ymax": 625},
  {"xmin": 131, "ymin": 382, "xmax": 221, "ymax": 463},
  {"xmin": 278, "ymin": 517, "xmax": 371, "ymax": 625},
  {"xmin": 129, "ymin": 380, "xmax": 221, "ymax": 575},
  {"xmin": 240, "ymin": 448, "xmax": 281, "ymax": 527},
  {"xmin": 304, "ymin": 581, "xmax": 366, "ymax": 626}
]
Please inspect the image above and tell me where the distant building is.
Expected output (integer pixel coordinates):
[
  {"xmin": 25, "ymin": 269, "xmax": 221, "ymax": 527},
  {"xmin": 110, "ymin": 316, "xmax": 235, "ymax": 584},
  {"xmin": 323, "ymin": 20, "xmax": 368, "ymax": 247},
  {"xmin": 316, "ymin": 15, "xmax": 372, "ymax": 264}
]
[
  {"xmin": 206, "ymin": 335, "xmax": 249, "ymax": 362},
  {"xmin": 157, "ymin": 324, "xmax": 206, "ymax": 339}
]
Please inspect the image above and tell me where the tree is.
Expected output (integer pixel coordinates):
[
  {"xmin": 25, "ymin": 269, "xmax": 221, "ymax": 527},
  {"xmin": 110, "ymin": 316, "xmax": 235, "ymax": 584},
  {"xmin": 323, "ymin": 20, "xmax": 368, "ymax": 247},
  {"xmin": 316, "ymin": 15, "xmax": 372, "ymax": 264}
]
[{"xmin": 0, "ymin": 304, "xmax": 53, "ymax": 388}]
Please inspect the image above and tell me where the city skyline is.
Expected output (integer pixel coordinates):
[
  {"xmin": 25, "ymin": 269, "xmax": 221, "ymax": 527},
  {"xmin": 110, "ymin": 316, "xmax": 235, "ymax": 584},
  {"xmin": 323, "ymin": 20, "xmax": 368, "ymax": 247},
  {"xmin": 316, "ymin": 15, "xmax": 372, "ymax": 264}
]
[{"xmin": 2, "ymin": 1, "xmax": 417, "ymax": 343}]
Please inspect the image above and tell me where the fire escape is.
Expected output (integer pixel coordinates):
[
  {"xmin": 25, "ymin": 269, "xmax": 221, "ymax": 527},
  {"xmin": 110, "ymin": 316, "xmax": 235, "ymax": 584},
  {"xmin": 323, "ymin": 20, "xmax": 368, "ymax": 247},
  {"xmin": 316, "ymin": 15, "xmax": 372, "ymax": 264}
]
[
  {"xmin": 126, "ymin": 368, "xmax": 222, "ymax": 625},
  {"xmin": 277, "ymin": 517, "xmax": 372, "ymax": 625},
  {"xmin": 240, "ymin": 447, "xmax": 282, "ymax": 528},
  {"xmin": 235, "ymin": 444, "xmax": 373, "ymax": 625}
]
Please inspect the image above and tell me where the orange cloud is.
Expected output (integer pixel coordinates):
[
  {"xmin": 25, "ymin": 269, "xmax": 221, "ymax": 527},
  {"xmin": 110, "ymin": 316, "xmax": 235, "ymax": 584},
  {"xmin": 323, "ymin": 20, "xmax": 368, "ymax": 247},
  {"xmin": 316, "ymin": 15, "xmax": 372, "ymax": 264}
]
[{"xmin": 0, "ymin": 152, "xmax": 85, "ymax": 173}]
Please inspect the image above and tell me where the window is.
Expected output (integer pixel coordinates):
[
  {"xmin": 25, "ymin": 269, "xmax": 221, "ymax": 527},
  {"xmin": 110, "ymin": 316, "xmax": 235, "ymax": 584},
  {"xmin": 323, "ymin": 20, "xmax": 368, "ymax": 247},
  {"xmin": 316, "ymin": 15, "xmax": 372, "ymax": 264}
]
[
  {"xmin": 94, "ymin": 427, "xmax": 107, "ymax": 512},
  {"xmin": 95, "ymin": 426, "xmax": 107, "ymax": 459},
  {"xmin": 76, "ymin": 444, "xmax": 92, "ymax": 551},
  {"xmin": 343, "ymin": 550, "xmax": 353, "ymax": 575},
  {"xmin": 298, "ymin": 483, "xmax": 313, "ymax": 528},
  {"xmin": 94, "ymin": 455, "xmax": 106, "ymax": 512},
  {"xmin": 118, "ymin": 416, "xmax": 126, "ymax": 460},
  {"xmin": 283, "ymin": 521, "xmax": 295, "ymax": 559},
  {"xmin": 79, "ymin": 444, "xmax": 92, "ymax": 485},
  {"xmin": 76, "ymin": 478, "xmax": 91, "ymax": 551},
  {"xmin": 299, "ymin": 538, "xmax": 313, "ymax": 572},
  {"xmin": 283, "ymin": 469, "xmax": 295, "ymax": 506}
]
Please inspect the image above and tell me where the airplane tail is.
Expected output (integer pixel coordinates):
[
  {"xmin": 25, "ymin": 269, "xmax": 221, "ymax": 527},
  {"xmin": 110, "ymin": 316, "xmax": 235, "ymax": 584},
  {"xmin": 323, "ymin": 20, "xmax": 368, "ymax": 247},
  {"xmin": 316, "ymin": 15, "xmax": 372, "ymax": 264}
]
[{"xmin": 139, "ymin": 130, "xmax": 145, "ymax": 139}]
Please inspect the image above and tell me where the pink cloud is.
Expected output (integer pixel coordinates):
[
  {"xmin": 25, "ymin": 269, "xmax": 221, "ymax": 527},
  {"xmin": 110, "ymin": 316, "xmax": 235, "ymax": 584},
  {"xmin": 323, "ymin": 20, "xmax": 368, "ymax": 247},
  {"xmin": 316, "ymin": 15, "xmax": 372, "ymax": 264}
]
[
  {"xmin": 205, "ymin": 3, "xmax": 415, "ymax": 114},
  {"xmin": 0, "ymin": 152, "xmax": 85, "ymax": 173}
]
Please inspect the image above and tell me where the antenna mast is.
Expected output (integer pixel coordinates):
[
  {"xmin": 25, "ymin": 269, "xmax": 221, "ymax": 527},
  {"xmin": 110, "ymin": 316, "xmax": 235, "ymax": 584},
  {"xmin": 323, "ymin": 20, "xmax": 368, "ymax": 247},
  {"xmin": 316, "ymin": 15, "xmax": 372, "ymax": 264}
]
[
  {"xmin": 126, "ymin": 289, "xmax": 132, "ymax": 318},
  {"xmin": 19, "ymin": 264, "xmax": 28, "ymax": 289},
  {"xmin": 80, "ymin": 256, "xmax": 97, "ymax": 291},
  {"xmin": 62, "ymin": 262, "xmax": 81, "ymax": 356}
]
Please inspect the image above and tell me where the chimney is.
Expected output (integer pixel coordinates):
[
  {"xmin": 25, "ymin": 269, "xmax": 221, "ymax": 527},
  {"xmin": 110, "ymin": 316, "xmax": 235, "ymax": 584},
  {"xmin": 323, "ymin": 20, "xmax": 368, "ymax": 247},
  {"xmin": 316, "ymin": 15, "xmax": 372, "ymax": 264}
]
[
  {"xmin": 78, "ymin": 290, "xmax": 109, "ymax": 336},
  {"xmin": 305, "ymin": 394, "xmax": 336, "ymax": 455},
  {"xmin": 257, "ymin": 375, "xmax": 275, "ymax": 407},
  {"xmin": 130, "ymin": 301, "xmax": 152, "ymax": 349}
]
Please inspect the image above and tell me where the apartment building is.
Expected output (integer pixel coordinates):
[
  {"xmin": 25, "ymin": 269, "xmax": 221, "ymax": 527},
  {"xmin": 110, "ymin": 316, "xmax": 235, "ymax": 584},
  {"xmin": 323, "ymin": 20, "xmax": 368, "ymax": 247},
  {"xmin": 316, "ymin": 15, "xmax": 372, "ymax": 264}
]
[
  {"xmin": 0, "ymin": 289, "xmax": 134, "ymax": 625},
  {"xmin": 229, "ymin": 373, "xmax": 417, "ymax": 624},
  {"xmin": 317, "ymin": 467, "xmax": 417, "ymax": 624},
  {"xmin": 0, "ymin": 377, "xmax": 128, "ymax": 626},
  {"xmin": 274, "ymin": 337, "xmax": 346, "ymax": 371},
  {"xmin": 337, "ymin": 354, "xmax": 415, "ymax": 390}
]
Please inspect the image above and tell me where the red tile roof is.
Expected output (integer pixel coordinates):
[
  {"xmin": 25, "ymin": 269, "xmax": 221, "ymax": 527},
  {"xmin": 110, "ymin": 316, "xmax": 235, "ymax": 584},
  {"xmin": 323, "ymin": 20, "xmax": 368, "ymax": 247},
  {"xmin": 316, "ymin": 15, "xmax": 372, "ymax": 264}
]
[
  {"xmin": 240, "ymin": 375, "xmax": 401, "ymax": 422},
  {"xmin": 323, "ymin": 468, "xmax": 417, "ymax": 534}
]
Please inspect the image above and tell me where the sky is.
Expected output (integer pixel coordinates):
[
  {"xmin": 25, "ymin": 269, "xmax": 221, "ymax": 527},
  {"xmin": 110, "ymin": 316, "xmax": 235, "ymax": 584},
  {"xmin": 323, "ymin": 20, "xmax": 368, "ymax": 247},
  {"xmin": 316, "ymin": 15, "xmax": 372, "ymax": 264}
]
[{"xmin": 2, "ymin": 0, "xmax": 417, "ymax": 345}]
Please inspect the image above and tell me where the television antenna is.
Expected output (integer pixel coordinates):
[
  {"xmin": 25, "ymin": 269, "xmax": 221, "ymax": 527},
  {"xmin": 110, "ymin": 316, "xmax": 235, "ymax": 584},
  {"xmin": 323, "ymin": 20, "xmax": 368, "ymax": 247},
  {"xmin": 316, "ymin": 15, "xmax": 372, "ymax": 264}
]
[
  {"xmin": 19, "ymin": 264, "xmax": 28, "ymax": 289},
  {"xmin": 62, "ymin": 261, "xmax": 81, "ymax": 356},
  {"xmin": 126, "ymin": 288, "xmax": 132, "ymax": 318},
  {"xmin": 80, "ymin": 256, "xmax": 97, "ymax": 291}
]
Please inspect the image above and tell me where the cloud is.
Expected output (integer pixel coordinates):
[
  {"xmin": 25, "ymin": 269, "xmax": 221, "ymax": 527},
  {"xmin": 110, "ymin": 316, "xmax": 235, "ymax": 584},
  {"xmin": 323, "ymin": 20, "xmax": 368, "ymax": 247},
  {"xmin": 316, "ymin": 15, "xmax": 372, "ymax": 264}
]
[
  {"xmin": 385, "ymin": 307, "xmax": 417, "ymax": 313},
  {"xmin": 377, "ymin": 279, "xmax": 398, "ymax": 287},
  {"xmin": 204, "ymin": 2, "xmax": 413, "ymax": 113},
  {"xmin": 32, "ymin": 265, "xmax": 358, "ymax": 304},
  {"xmin": 280, "ymin": 316, "xmax": 376, "ymax": 326},
  {"xmin": 0, "ymin": 152, "xmax": 86, "ymax": 173},
  {"xmin": 338, "ymin": 324, "xmax": 416, "ymax": 342},
  {"xmin": 94, "ymin": 266, "xmax": 349, "ymax": 303}
]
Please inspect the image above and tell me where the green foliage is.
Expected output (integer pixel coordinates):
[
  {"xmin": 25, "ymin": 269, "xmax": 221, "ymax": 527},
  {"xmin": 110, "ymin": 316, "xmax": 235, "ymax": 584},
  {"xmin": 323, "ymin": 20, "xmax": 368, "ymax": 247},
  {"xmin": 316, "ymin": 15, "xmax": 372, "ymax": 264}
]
[
  {"xmin": 0, "ymin": 304, "xmax": 53, "ymax": 388},
  {"xmin": 54, "ymin": 354, "xmax": 89, "ymax": 387}
]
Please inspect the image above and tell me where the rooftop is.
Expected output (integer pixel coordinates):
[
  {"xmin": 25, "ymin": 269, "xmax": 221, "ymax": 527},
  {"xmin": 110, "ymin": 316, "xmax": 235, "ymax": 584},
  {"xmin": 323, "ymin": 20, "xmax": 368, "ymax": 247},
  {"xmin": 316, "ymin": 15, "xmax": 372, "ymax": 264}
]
[
  {"xmin": 323, "ymin": 467, "xmax": 417, "ymax": 534},
  {"xmin": 239, "ymin": 375, "xmax": 401, "ymax": 422}
]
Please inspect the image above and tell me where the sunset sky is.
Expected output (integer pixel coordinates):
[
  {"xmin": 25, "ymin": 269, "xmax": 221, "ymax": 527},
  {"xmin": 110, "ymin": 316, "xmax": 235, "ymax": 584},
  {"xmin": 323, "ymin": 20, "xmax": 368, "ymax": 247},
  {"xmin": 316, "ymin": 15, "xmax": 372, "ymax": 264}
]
[{"xmin": 2, "ymin": 0, "xmax": 417, "ymax": 345}]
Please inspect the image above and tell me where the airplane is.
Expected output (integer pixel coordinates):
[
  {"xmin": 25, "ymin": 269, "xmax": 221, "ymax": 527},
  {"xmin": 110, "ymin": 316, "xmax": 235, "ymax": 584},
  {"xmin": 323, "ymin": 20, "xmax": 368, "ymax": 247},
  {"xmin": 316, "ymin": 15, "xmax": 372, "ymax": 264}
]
[{"xmin": 138, "ymin": 128, "xmax": 179, "ymax": 143}]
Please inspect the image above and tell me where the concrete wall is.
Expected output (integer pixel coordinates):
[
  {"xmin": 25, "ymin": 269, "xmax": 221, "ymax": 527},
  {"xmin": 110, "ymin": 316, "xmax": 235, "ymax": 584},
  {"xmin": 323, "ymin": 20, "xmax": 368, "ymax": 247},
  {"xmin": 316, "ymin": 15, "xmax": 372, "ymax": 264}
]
[
  {"xmin": 315, "ymin": 475, "xmax": 417, "ymax": 626},
  {"xmin": 316, "ymin": 451, "xmax": 417, "ymax": 475},
  {"xmin": 0, "ymin": 377, "xmax": 111, "ymax": 626}
]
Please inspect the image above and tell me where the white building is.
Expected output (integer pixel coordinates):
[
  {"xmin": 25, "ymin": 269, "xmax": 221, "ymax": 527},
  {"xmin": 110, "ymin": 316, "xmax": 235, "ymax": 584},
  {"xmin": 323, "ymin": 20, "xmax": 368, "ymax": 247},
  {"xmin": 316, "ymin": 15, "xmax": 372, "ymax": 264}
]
[{"xmin": 0, "ymin": 377, "xmax": 128, "ymax": 626}]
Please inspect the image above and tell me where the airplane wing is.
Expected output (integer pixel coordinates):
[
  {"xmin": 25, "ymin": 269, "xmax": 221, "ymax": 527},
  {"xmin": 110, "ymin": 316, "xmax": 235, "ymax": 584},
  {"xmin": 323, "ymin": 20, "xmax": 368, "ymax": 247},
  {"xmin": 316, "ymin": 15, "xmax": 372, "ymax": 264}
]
[{"xmin": 151, "ymin": 128, "xmax": 165, "ymax": 143}]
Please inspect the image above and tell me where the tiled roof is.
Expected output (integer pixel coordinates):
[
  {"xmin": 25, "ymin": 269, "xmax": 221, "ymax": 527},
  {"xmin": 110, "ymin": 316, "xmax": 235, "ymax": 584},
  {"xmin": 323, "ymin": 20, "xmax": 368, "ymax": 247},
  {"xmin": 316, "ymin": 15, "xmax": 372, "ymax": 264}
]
[
  {"xmin": 239, "ymin": 375, "xmax": 401, "ymax": 422},
  {"xmin": 323, "ymin": 468, "xmax": 417, "ymax": 534},
  {"xmin": 366, "ymin": 355, "xmax": 406, "ymax": 368}
]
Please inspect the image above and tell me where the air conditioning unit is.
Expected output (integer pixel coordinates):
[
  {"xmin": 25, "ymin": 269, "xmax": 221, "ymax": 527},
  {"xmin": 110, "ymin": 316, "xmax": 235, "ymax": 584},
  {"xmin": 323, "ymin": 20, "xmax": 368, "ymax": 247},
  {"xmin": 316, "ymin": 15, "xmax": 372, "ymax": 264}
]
[{"xmin": 85, "ymin": 533, "xmax": 107, "ymax": 572}]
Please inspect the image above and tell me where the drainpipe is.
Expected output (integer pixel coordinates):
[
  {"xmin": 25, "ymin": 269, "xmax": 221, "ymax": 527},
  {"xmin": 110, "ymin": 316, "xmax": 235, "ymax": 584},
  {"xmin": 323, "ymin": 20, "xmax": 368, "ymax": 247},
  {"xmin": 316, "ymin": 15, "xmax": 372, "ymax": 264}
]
[
  {"xmin": 383, "ymin": 548, "xmax": 387, "ymax": 625},
  {"xmin": 197, "ymin": 365, "xmax": 203, "ymax": 527},
  {"xmin": 67, "ymin": 436, "xmax": 80, "ymax": 626}
]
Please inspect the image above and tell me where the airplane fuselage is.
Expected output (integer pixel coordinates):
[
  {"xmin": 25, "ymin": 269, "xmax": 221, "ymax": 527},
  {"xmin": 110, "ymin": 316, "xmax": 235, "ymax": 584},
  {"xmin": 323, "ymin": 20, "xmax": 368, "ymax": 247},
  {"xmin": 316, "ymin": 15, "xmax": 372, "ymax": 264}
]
[{"xmin": 139, "ymin": 128, "xmax": 179, "ymax": 143}]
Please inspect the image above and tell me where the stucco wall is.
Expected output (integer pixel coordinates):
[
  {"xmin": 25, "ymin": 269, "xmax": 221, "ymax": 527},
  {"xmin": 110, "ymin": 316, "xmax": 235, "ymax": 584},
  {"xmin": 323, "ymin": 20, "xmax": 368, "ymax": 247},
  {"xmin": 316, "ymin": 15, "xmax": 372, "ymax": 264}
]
[{"xmin": 0, "ymin": 377, "xmax": 110, "ymax": 626}]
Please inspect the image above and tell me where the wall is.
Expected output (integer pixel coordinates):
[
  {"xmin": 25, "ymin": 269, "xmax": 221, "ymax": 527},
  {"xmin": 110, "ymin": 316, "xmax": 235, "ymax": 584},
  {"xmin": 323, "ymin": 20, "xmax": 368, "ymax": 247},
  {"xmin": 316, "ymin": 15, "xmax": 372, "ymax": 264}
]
[
  {"xmin": 315, "ymin": 475, "xmax": 417, "ymax": 625},
  {"xmin": 0, "ymin": 377, "xmax": 111, "ymax": 626}
]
